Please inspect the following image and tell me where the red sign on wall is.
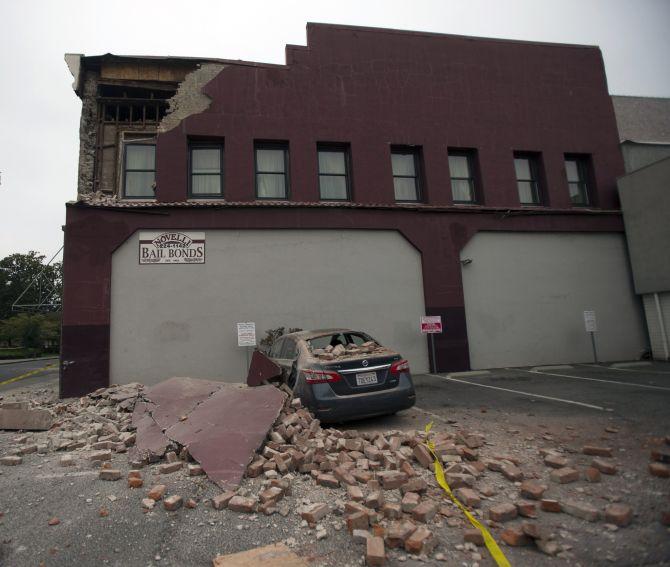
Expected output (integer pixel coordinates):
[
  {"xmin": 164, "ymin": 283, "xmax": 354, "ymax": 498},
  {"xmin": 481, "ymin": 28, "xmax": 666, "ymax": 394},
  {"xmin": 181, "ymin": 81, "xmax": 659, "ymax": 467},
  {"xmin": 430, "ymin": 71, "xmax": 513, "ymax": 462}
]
[{"xmin": 420, "ymin": 316, "xmax": 443, "ymax": 334}]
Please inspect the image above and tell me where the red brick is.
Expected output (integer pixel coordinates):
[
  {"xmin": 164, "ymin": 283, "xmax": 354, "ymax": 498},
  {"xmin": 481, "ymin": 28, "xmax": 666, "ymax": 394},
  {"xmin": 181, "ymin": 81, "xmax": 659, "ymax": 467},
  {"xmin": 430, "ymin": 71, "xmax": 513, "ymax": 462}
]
[
  {"xmin": 455, "ymin": 488, "xmax": 480, "ymax": 508},
  {"xmin": 521, "ymin": 522, "xmax": 545, "ymax": 540},
  {"xmin": 159, "ymin": 461, "xmax": 182, "ymax": 474},
  {"xmin": 128, "ymin": 477, "xmax": 143, "ymax": 488},
  {"xmin": 333, "ymin": 466, "xmax": 357, "ymax": 486},
  {"xmin": 382, "ymin": 503, "xmax": 401, "ymax": 519},
  {"xmin": 501, "ymin": 526, "xmax": 531, "ymax": 547},
  {"xmin": 163, "ymin": 495, "xmax": 183, "ymax": 511},
  {"xmin": 515, "ymin": 500, "xmax": 537, "ymax": 518},
  {"xmin": 99, "ymin": 469, "xmax": 121, "ymax": 481},
  {"xmin": 0, "ymin": 456, "xmax": 22, "ymax": 466},
  {"xmin": 562, "ymin": 500, "xmax": 600, "ymax": 522},
  {"xmin": 604, "ymin": 504, "xmax": 632, "ymax": 527},
  {"xmin": 185, "ymin": 498, "xmax": 197, "ymax": 509},
  {"xmin": 246, "ymin": 458, "xmax": 265, "ymax": 478},
  {"xmin": 347, "ymin": 511, "xmax": 370, "ymax": 532},
  {"xmin": 89, "ymin": 450, "xmax": 112, "ymax": 462},
  {"xmin": 316, "ymin": 473, "xmax": 340, "ymax": 488},
  {"xmin": 585, "ymin": 467, "xmax": 601, "ymax": 482},
  {"xmin": 385, "ymin": 520, "xmax": 417, "ymax": 549},
  {"xmin": 501, "ymin": 463, "xmax": 524, "ymax": 482},
  {"xmin": 228, "ymin": 496, "xmax": 256, "ymax": 513},
  {"xmin": 147, "ymin": 484, "xmax": 167, "ymax": 501},
  {"xmin": 649, "ymin": 462, "xmax": 670, "ymax": 478},
  {"xmin": 591, "ymin": 458, "xmax": 617, "ymax": 475},
  {"xmin": 400, "ymin": 477, "xmax": 428, "ymax": 495},
  {"xmin": 377, "ymin": 471, "xmax": 408, "ymax": 490},
  {"xmin": 404, "ymin": 527, "xmax": 436, "ymax": 554},
  {"xmin": 48, "ymin": 517, "xmax": 60, "ymax": 526},
  {"xmin": 259, "ymin": 487, "xmax": 284, "ymax": 505},
  {"xmin": 540, "ymin": 499, "xmax": 561, "ymax": 513},
  {"xmin": 520, "ymin": 480, "xmax": 546, "ymax": 500},
  {"xmin": 212, "ymin": 491, "xmax": 235, "ymax": 510},
  {"xmin": 187, "ymin": 464, "xmax": 204, "ymax": 476},
  {"xmin": 141, "ymin": 498, "xmax": 156, "ymax": 510},
  {"xmin": 550, "ymin": 467, "xmax": 579, "ymax": 483},
  {"xmin": 411, "ymin": 500, "xmax": 438, "ymax": 523},
  {"xmin": 489, "ymin": 502, "xmax": 518, "ymax": 522},
  {"xmin": 348, "ymin": 485, "xmax": 364, "ymax": 502},
  {"xmin": 463, "ymin": 528, "xmax": 484, "ymax": 546},
  {"xmin": 413, "ymin": 444, "xmax": 433, "ymax": 469},
  {"xmin": 301, "ymin": 503, "xmax": 329, "ymax": 524},
  {"xmin": 544, "ymin": 453, "xmax": 569, "ymax": 469},
  {"xmin": 582, "ymin": 445, "xmax": 613, "ymax": 457},
  {"xmin": 401, "ymin": 492, "xmax": 420, "ymax": 513},
  {"xmin": 651, "ymin": 447, "xmax": 670, "ymax": 463},
  {"xmin": 366, "ymin": 536, "xmax": 386, "ymax": 566},
  {"xmin": 365, "ymin": 491, "xmax": 384, "ymax": 510}
]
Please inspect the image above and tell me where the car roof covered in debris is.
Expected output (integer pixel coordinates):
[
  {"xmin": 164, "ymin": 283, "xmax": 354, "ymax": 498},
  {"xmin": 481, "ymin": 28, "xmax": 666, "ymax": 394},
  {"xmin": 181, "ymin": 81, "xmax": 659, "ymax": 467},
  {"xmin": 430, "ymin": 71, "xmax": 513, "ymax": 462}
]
[{"xmin": 284, "ymin": 329, "xmax": 360, "ymax": 341}]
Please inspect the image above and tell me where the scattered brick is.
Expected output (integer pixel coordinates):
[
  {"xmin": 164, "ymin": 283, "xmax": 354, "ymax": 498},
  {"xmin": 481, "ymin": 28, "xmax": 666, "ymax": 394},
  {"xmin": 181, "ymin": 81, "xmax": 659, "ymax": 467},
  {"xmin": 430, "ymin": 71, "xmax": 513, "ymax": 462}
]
[
  {"xmin": 99, "ymin": 469, "xmax": 121, "ymax": 481},
  {"xmin": 147, "ymin": 484, "xmax": 167, "ymax": 501},
  {"xmin": 159, "ymin": 462, "xmax": 182, "ymax": 474},
  {"xmin": 544, "ymin": 453, "xmax": 569, "ymax": 468},
  {"xmin": 521, "ymin": 522, "xmax": 545, "ymax": 540},
  {"xmin": 649, "ymin": 462, "xmax": 670, "ymax": 478},
  {"xmin": 404, "ymin": 527, "xmax": 436, "ymax": 554},
  {"xmin": 141, "ymin": 498, "xmax": 156, "ymax": 510},
  {"xmin": 464, "ymin": 528, "xmax": 484, "ymax": 546},
  {"xmin": 301, "ymin": 503, "xmax": 329, "ymax": 524},
  {"xmin": 550, "ymin": 467, "xmax": 579, "ymax": 484},
  {"xmin": 585, "ymin": 467, "xmax": 601, "ymax": 482},
  {"xmin": 489, "ymin": 502, "xmax": 518, "ymax": 522},
  {"xmin": 366, "ymin": 536, "xmax": 386, "ymax": 566},
  {"xmin": 89, "ymin": 450, "xmax": 112, "ymax": 462},
  {"xmin": 366, "ymin": 491, "xmax": 384, "ymax": 510},
  {"xmin": 501, "ymin": 463, "xmax": 524, "ymax": 482},
  {"xmin": 128, "ymin": 470, "xmax": 142, "ymax": 479},
  {"xmin": 455, "ymin": 488, "xmax": 481, "ymax": 508},
  {"xmin": 185, "ymin": 498, "xmax": 197, "ymax": 509},
  {"xmin": 212, "ymin": 491, "xmax": 235, "ymax": 510},
  {"xmin": 228, "ymin": 496, "xmax": 256, "ymax": 513},
  {"xmin": 412, "ymin": 500, "xmax": 438, "ymax": 523},
  {"xmin": 591, "ymin": 458, "xmax": 617, "ymax": 475},
  {"xmin": 582, "ymin": 445, "xmax": 613, "ymax": 457},
  {"xmin": 377, "ymin": 471, "xmax": 408, "ymax": 490},
  {"xmin": 348, "ymin": 485, "xmax": 364, "ymax": 502},
  {"xmin": 1, "ymin": 456, "xmax": 22, "ymax": 466},
  {"xmin": 401, "ymin": 492, "xmax": 420, "ymax": 513},
  {"xmin": 48, "ymin": 517, "xmax": 60, "ymax": 526},
  {"xmin": 413, "ymin": 444, "xmax": 433, "ymax": 468},
  {"xmin": 316, "ymin": 473, "xmax": 340, "ymax": 488},
  {"xmin": 385, "ymin": 520, "xmax": 417, "ymax": 549},
  {"xmin": 99, "ymin": 507, "xmax": 109, "ymax": 517},
  {"xmin": 333, "ymin": 466, "xmax": 357, "ymax": 486},
  {"xmin": 164, "ymin": 495, "xmax": 183, "ymax": 511},
  {"xmin": 187, "ymin": 464, "xmax": 204, "ymax": 476},
  {"xmin": 58, "ymin": 455, "xmax": 76, "ymax": 467},
  {"xmin": 259, "ymin": 487, "xmax": 284, "ymax": 505},
  {"xmin": 128, "ymin": 477, "xmax": 143, "ymax": 488},
  {"xmin": 562, "ymin": 500, "xmax": 600, "ymax": 522},
  {"xmin": 536, "ymin": 539, "xmax": 560, "ymax": 556},
  {"xmin": 540, "ymin": 499, "xmax": 562, "ymax": 513},
  {"xmin": 347, "ymin": 511, "xmax": 370, "ymax": 532},
  {"xmin": 604, "ymin": 504, "xmax": 633, "ymax": 527},
  {"xmin": 501, "ymin": 526, "xmax": 531, "ymax": 547},
  {"xmin": 400, "ymin": 477, "xmax": 428, "ymax": 495},
  {"xmin": 520, "ymin": 480, "xmax": 546, "ymax": 500},
  {"xmin": 382, "ymin": 503, "xmax": 402, "ymax": 519},
  {"xmin": 516, "ymin": 501, "xmax": 537, "ymax": 518},
  {"xmin": 651, "ymin": 447, "xmax": 670, "ymax": 463}
]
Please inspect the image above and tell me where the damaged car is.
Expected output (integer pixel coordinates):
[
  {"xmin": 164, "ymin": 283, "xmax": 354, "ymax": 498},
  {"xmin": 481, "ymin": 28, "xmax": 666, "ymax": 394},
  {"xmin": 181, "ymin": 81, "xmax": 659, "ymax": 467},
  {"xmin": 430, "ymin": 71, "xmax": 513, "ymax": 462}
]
[{"xmin": 265, "ymin": 329, "xmax": 416, "ymax": 422}]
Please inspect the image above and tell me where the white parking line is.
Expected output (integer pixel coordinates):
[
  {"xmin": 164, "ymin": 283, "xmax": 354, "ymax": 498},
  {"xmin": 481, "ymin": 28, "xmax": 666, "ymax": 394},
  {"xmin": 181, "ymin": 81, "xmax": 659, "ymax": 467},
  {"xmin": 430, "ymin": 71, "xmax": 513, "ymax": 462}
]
[
  {"xmin": 580, "ymin": 363, "xmax": 670, "ymax": 376},
  {"xmin": 518, "ymin": 368, "xmax": 670, "ymax": 392},
  {"xmin": 426, "ymin": 373, "xmax": 605, "ymax": 411}
]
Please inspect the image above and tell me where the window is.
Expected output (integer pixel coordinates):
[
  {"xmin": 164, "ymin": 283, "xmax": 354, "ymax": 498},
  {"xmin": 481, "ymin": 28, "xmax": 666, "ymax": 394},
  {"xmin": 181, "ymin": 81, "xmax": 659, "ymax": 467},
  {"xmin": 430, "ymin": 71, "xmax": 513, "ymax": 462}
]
[
  {"xmin": 190, "ymin": 145, "xmax": 223, "ymax": 198},
  {"xmin": 318, "ymin": 145, "xmax": 350, "ymax": 200},
  {"xmin": 123, "ymin": 144, "xmax": 155, "ymax": 198},
  {"xmin": 564, "ymin": 156, "xmax": 591, "ymax": 206},
  {"xmin": 281, "ymin": 339, "xmax": 298, "ymax": 360},
  {"xmin": 391, "ymin": 147, "xmax": 422, "ymax": 202},
  {"xmin": 448, "ymin": 150, "xmax": 477, "ymax": 203},
  {"xmin": 255, "ymin": 143, "xmax": 288, "ymax": 199},
  {"xmin": 514, "ymin": 154, "xmax": 541, "ymax": 205}
]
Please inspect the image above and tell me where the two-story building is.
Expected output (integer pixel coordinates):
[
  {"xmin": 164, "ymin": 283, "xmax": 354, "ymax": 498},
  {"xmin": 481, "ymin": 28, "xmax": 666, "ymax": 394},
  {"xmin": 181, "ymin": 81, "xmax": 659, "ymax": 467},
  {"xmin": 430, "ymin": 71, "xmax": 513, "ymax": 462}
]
[{"xmin": 61, "ymin": 23, "xmax": 647, "ymax": 396}]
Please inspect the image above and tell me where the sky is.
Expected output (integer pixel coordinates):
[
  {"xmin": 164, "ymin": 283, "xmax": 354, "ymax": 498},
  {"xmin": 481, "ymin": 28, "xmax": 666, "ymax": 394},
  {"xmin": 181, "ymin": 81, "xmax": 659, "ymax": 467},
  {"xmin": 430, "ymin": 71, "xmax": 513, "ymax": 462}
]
[{"xmin": 0, "ymin": 0, "xmax": 669, "ymax": 260}]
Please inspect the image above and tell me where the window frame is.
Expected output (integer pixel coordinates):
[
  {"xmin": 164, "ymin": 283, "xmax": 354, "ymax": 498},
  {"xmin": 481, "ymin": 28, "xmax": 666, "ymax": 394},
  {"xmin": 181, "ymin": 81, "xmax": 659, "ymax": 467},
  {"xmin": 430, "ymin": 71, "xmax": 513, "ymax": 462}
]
[
  {"xmin": 564, "ymin": 154, "xmax": 592, "ymax": 207},
  {"xmin": 122, "ymin": 142, "xmax": 156, "ymax": 200},
  {"xmin": 448, "ymin": 149, "xmax": 478, "ymax": 204},
  {"xmin": 317, "ymin": 143, "xmax": 352, "ymax": 201},
  {"xmin": 513, "ymin": 152, "xmax": 543, "ymax": 206},
  {"xmin": 390, "ymin": 146, "xmax": 423, "ymax": 203},
  {"xmin": 188, "ymin": 143, "xmax": 224, "ymax": 199},
  {"xmin": 254, "ymin": 141, "xmax": 290, "ymax": 200}
]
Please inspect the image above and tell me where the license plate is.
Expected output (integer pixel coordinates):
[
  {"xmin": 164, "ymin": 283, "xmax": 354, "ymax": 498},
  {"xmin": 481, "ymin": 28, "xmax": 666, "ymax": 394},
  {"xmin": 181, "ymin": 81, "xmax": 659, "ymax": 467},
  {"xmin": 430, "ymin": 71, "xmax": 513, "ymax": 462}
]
[{"xmin": 356, "ymin": 372, "xmax": 378, "ymax": 386}]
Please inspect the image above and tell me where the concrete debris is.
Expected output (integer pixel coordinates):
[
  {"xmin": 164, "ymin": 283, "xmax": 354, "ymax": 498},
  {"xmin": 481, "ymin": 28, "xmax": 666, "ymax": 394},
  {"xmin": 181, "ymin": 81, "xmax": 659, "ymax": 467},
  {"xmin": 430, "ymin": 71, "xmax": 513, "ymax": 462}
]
[
  {"xmin": 212, "ymin": 542, "xmax": 309, "ymax": 567},
  {"xmin": 0, "ymin": 407, "xmax": 53, "ymax": 430}
]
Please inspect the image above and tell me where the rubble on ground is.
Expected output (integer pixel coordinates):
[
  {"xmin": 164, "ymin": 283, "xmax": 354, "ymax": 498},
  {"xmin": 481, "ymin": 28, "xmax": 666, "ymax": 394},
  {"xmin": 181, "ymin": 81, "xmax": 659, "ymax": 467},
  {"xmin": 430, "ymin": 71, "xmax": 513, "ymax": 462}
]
[
  {"xmin": 1, "ymin": 380, "xmax": 668, "ymax": 566},
  {"xmin": 310, "ymin": 341, "xmax": 392, "ymax": 361}
]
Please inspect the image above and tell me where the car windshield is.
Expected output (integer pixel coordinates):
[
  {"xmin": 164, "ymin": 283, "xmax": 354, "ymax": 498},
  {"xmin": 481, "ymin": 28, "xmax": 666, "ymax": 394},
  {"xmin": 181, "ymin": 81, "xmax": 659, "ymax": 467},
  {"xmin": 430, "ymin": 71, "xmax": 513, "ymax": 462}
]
[{"xmin": 307, "ymin": 331, "xmax": 375, "ymax": 350}]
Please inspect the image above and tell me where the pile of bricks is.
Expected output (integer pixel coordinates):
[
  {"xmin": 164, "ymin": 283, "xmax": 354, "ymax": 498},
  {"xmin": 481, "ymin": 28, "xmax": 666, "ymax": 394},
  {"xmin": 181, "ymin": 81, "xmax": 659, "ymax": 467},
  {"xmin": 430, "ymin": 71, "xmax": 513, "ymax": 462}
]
[{"xmin": 0, "ymin": 383, "xmax": 142, "ymax": 466}]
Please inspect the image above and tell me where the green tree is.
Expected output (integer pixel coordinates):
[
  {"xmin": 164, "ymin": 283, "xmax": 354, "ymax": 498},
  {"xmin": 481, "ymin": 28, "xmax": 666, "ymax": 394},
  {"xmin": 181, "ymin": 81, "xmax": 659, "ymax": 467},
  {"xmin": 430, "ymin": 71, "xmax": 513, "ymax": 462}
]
[{"xmin": 0, "ymin": 251, "xmax": 62, "ymax": 319}]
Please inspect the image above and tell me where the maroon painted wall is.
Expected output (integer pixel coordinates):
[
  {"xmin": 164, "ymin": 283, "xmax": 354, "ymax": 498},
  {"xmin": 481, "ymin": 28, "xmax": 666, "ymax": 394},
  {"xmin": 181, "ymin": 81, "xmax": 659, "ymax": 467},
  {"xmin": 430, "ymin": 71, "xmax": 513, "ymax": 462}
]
[{"xmin": 61, "ymin": 24, "xmax": 627, "ymax": 396}]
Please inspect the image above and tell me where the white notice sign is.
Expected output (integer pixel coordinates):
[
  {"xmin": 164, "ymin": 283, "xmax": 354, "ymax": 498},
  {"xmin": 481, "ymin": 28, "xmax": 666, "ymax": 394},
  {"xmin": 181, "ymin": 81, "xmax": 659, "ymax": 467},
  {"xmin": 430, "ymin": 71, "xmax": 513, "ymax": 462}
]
[
  {"xmin": 139, "ymin": 231, "xmax": 205, "ymax": 264},
  {"xmin": 583, "ymin": 310, "xmax": 597, "ymax": 333},
  {"xmin": 237, "ymin": 322, "xmax": 257, "ymax": 347}
]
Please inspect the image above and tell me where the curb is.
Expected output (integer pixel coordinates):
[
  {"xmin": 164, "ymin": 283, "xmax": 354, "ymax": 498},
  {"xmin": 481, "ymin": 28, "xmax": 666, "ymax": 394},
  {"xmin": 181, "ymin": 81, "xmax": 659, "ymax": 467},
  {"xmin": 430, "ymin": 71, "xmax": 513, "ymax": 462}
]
[
  {"xmin": 609, "ymin": 361, "xmax": 652, "ymax": 369},
  {"xmin": 529, "ymin": 365, "xmax": 574, "ymax": 372},
  {"xmin": 0, "ymin": 356, "xmax": 59, "ymax": 366}
]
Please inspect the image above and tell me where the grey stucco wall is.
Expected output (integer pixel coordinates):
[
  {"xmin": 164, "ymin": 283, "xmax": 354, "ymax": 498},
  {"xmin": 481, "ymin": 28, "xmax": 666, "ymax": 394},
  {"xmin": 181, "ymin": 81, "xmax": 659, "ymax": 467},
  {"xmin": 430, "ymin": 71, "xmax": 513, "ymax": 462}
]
[
  {"xmin": 110, "ymin": 229, "xmax": 428, "ymax": 385},
  {"xmin": 621, "ymin": 142, "xmax": 670, "ymax": 173},
  {"xmin": 460, "ymin": 232, "xmax": 647, "ymax": 369},
  {"xmin": 618, "ymin": 157, "xmax": 670, "ymax": 295}
]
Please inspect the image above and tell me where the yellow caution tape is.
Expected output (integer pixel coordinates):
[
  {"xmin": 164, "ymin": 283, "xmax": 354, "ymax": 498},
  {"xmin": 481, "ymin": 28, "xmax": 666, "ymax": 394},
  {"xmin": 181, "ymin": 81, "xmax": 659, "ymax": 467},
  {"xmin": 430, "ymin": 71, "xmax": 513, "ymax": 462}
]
[{"xmin": 423, "ymin": 422, "xmax": 512, "ymax": 567}]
